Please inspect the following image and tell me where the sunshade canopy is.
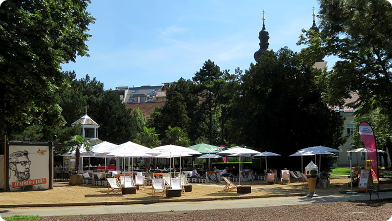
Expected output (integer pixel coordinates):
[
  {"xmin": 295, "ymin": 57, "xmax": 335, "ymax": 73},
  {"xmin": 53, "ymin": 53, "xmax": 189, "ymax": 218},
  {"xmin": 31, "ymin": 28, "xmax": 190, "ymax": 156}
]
[{"xmin": 188, "ymin": 143, "xmax": 224, "ymax": 153}]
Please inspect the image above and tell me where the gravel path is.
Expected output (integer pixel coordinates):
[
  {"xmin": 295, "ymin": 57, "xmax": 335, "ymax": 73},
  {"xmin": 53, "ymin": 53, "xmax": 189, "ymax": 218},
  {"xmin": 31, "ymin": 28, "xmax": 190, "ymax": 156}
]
[{"xmin": 37, "ymin": 199, "xmax": 392, "ymax": 221}]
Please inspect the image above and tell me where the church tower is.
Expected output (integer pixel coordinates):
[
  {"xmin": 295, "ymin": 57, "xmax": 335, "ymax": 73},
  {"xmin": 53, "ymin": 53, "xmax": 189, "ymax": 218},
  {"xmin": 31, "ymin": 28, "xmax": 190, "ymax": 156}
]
[
  {"xmin": 310, "ymin": 7, "xmax": 327, "ymax": 69},
  {"xmin": 254, "ymin": 10, "xmax": 270, "ymax": 62}
]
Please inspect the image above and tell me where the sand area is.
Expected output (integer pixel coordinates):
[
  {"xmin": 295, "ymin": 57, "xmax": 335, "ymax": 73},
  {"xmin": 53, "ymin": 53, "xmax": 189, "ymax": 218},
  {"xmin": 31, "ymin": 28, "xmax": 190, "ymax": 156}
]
[{"xmin": 2, "ymin": 176, "xmax": 391, "ymax": 207}]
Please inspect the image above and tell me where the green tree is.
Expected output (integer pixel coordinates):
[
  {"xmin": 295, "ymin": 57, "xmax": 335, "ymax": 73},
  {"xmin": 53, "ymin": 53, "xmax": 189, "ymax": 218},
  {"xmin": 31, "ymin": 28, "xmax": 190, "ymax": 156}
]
[
  {"xmin": 239, "ymin": 48, "xmax": 345, "ymax": 169},
  {"xmin": 134, "ymin": 127, "xmax": 160, "ymax": 171},
  {"xmin": 163, "ymin": 126, "xmax": 190, "ymax": 147},
  {"xmin": 150, "ymin": 79, "xmax": 193, "ymax": 140},
  {"xmin": 300, "ymin": 0, "xmax": 392, "ymax": 119},
  {"xmin": 134, "ymin": 127, "xmax": 161, "ymax": 148},
  {"xmin": 193, "ymin": 60, "xmax": 224, "ymax": 145},
  {"xmin": 130, "ymin": 107, "xmax": 147, "ymax": 140},
  {"xmin": 65, "ymin": 135, "xmax": 91, "ymax": 172},
  {"xmin": 96, "ymin": 90, "xmax": 133, "ymax": 144},
  {"xmin": 0, "ymin": 0, "xmax": 94, "ymax": 136}
]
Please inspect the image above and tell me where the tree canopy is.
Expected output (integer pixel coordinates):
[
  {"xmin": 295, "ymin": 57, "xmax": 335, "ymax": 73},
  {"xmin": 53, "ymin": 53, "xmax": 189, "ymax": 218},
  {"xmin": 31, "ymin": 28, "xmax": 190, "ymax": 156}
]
[
  {"xmin": 302, "ymin": 0, "xmax": 392, "ymax": 119},
  {"xmin": 0, "ymin": 0, "xmax": 94, "ymax": 136}
]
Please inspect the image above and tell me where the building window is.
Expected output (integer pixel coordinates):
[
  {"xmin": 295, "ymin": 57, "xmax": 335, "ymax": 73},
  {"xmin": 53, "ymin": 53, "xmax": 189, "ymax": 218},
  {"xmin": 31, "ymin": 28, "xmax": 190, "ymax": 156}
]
[
  {"xmin": 346, "ymin": 124, "xmax": 355, "ymax": 136},
  {"xmin": 84, "ymin": 128, "xmax": 95, "ymax": 138},
  {"xmin": 347, "ymin": 152, "xmax": 352, "ymax": 161},
  {"xmin": 360, "ymin": 152, "xmax": 366, "ymax": 161}
]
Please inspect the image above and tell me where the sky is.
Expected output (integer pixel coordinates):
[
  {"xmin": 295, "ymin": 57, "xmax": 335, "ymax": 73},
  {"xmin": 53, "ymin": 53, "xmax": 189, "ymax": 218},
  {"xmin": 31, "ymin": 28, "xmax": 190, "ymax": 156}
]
[{"xmin": 61, "ymin": 0, "xmax": 331, "ymax": 90}]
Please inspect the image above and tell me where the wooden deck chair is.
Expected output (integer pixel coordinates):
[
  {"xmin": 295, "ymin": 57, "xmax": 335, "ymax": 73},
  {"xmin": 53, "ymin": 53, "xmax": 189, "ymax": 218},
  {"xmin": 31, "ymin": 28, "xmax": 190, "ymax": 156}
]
[
  {"xmin": 265, "ymin": 173, "xmax": 275, "ymax": 184},
  {"xmin": 106, "ymin": 177, "xmax": 121, "ymax": 194},
  {"xmin": 290, "ymin": 171, "xmax": 301, "ymax": 182},
  {"xmin": 152, "ymin": 178, "xmax": 166, "ymax": 196},
  {"xmin": 221, "ymin": 177, "xmax": 239, "ymax": 192},
  {"xmin": 180, "ymin": 174, "xmax": 189, "ymax": 186},
  {"xmin": 295, "ymin": 171, "xmax": 307, "ymax": 182},
  {"xmin": 121, "ymin": 176, "xmax": 135, "ymax": 188},
  {"xmin": 280, "ymin": 170, "xmax": 290, "ymax": 184},
  {"xmin": 162, "ymin": 173, "xmax": 171, "ymax": 186},
  {"xmin": 170, "ymin": 178, "xmax": 184, "ymax": 192},
  {"xmin": 135, "ymin": 175, "xmax": 145, "ymax": 189}
]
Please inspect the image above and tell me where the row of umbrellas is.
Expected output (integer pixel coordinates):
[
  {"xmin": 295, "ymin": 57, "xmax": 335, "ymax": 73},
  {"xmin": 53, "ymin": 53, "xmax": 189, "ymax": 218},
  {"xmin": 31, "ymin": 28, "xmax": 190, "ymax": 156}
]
[{"xmin": 66, "ymin": 141, "xmax": 379, "ymax": 178}]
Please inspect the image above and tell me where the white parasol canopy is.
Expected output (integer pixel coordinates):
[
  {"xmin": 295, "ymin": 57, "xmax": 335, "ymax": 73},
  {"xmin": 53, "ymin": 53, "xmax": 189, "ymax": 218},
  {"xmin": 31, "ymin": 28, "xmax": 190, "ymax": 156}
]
[
  {"xmin": 146, "ymin": 145, "xmax": 201, "ymax": 174},
  {"xmin": 107, "ymin": 141, "xmax": 151, "ymax": 174}
]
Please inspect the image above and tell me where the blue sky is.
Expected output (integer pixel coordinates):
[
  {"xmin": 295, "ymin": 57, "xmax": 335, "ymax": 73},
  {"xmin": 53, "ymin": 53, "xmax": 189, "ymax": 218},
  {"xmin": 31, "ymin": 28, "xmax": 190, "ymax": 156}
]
[{"xmin": 62, "ymin": 0, "xmax": 330, "ymax": 90}]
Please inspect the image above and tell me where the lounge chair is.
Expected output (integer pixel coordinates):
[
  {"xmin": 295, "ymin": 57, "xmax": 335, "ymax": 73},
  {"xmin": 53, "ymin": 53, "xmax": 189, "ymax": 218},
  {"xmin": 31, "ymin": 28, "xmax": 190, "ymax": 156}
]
[
  {"xmin": 290, "ymin": 171, "xmax": 301, "ymax": 182},
  {"xmin": 119, "ymin": 176, "xmax": 135, "ymax": 188},
  {"xmin": 221, "ymin": 176, "xmax": 240, "ymax": 192},
  {"xmin": 135, "ymin": 175, "xmax": 145, "ymax": 189},
  {"xmin": 180, "ymin": 174, "xmax": 189, "ymax": 186},
  {"xmin": 170, "ymin": 178, "xmax": 184, "ymax": 192},
  {"xmin": 265, "ymin": 173, "xmax": 275, "ymax": 184},
  {"xmin": 280, "ymin": 170, "xmax": 290, "ymax": 184},
  {"xmin": 82, "ymin": 172, "xmax": 92, "ymax": 185},
  {"xmin": 295, "ymin": 171, "xmax": 307, "ymax": 182},
  {"xmin": 106, "ymin": 177, "xmax": 121, "ymax": 194},
  {"xmin": 162, "ymin": 173, "xmax": 172, "ymax": 186},
  {"xmin": 152, "ymin": 178, "xmax": 166, "ymax": 196}
]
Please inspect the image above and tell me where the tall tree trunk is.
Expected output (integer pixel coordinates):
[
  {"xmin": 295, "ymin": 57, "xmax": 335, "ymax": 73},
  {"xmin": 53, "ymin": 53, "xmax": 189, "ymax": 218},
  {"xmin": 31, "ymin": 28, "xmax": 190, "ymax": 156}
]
[{"xmin": 75, "ymin": 148, "xmax": 80, "ymax": 173}]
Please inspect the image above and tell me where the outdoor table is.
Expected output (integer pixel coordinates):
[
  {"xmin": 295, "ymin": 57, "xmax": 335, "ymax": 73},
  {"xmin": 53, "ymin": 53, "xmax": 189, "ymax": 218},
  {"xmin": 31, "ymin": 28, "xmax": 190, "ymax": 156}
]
[
  {"xmin": 122, "ymin": 187, "xmax": 137, "ymax": 194},
  {"xmin": 237, "ymin": 186, "xmax": 251, "ymax": 194},
  {"xmin": 166, "ymin": 189, "xmax": 182, "ymax": 197},
  {"xmin": 184, "ymin": 184, "xmax": 192, "ymax": 192}
]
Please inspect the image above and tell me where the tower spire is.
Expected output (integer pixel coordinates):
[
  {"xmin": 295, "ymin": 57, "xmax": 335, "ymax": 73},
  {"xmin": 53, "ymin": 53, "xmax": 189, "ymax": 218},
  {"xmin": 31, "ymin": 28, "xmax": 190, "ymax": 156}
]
[
  {"xmin": 310, "ymin": 6, "xmax": 319, "ymax": 32},
  {"xmin": 254, "ymin": 10, "xmax": 270, "ymax": 62}
]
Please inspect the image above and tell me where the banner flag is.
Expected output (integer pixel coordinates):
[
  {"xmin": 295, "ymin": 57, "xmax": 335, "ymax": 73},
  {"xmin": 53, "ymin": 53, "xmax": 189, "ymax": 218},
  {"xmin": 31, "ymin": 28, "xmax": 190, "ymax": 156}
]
[{"xmin": 358, "ymin": 122, "xmax": 378, "ymax": 179}]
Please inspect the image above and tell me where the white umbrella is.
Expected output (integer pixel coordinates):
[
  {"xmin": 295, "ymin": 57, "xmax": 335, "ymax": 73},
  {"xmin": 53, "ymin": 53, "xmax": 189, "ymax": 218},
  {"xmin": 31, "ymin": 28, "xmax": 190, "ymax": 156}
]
[
  {"xmin": 254, "ymin": 151, "xmax": 281, "ymax": 172},
  {"xmin": 91, "ymin": 141, "xmax": 117, "ymax": 153},
  {"xmin": 300, "ymin": 145, "xmax": 340, "ymax": 153},
  {"xmin": 291, "ymin": 149, "xmax": 334, "ymax": 174},
  {"xmin": 90, "ymin": 141, "xmax": 118, "ymax": 170},
  {"xmin": 146, "ymin": 145, "xmax": 201, "ymax": 175},
  {"xmin": 108, "ymin": 141, "xmax": 151, "ymax": 174},
  {"xmin": 218, "ymin": 147, "xmax": 261, "ymax": 185},
  {"xmin": 198, "ymin": 154, "xmax": 222, "ymax": 159}
]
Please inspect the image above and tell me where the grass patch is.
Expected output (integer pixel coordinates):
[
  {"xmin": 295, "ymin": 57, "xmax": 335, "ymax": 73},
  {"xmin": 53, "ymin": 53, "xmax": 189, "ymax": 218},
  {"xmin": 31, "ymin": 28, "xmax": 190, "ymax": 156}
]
[
  {"xmin": 3, "ymin": 215, "xmax": 39, "ymax": 221},
  {"xmin": 330, "ymin": 168, "xmax": 351, "ymax": 176}
]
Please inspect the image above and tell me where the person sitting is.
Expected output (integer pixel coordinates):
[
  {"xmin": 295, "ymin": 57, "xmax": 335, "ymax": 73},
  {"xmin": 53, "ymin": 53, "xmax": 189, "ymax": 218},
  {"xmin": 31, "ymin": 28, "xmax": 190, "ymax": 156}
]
[
  {"xmin": 191, "ymin": 167, "xmax": 200, "ymax": 178},
  {"xmin": 220, "ymin": 167, "xmax": 231, "ymax": 177},
  {"xmin": 317, "ymin": 170, "xmax": 329, "ymax": 187}
]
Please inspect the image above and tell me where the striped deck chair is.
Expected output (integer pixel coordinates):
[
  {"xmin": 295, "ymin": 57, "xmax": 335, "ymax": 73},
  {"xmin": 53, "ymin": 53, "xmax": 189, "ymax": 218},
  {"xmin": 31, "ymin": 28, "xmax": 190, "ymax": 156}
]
[{"xmin": 220, "ymin": 177, "xmax": 239, "ymax": 192}]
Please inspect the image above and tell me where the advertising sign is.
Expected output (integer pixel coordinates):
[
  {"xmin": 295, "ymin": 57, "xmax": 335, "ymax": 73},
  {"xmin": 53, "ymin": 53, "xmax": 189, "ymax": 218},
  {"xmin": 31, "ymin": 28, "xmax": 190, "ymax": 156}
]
[{"xmin": 8, "ymin": 144, "xmax": 50, "ymax": 191}]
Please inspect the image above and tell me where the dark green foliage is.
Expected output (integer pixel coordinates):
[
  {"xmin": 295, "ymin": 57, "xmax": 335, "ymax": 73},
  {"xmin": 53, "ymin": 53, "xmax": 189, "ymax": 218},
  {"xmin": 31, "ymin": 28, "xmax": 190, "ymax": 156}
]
[
  {"xmin": 238, "ymin": 48, "xmax": 344, "ymax": 168},
  {"xmin": 0, "ymin": 0, "xmax": 94, "ymax": 136},
  {"xmin": 95, "ymin": 90, "xmax": 134, "ymax": 144},
  {"xmin": 163, "ymin": 126, "xmax": 190, "ymax": 147}
]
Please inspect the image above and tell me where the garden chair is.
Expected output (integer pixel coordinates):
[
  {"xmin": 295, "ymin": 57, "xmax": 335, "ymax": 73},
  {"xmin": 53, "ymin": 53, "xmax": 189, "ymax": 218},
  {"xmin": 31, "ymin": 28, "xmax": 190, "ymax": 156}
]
[
  {"xmin": 265, "ymin": 173, "xmax": 275, "ymax": 184},
  {"xmin": 152, "ymin": 178, "xmax": 166, "ymax": 197},
  {"xmin": 220, "ymin": 176, "xmax": 239, "ymax": 192},
  {"xmin": 135, "ymin": 175, "xmax": 145, "ymax": 189},
  {"xmin": 280, "ymin": 170, "xmax": 290, "ymax": 184},
  {"xmin": 106, "ymin": 177, "xmax": 121, "ymax": 194}
]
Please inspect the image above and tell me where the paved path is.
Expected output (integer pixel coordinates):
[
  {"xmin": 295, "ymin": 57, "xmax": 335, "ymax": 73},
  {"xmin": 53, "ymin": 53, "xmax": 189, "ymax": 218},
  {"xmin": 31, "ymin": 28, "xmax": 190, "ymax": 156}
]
[{"xmin": 1, "ymin": 191, "xmax": 391, "ymax": 218}]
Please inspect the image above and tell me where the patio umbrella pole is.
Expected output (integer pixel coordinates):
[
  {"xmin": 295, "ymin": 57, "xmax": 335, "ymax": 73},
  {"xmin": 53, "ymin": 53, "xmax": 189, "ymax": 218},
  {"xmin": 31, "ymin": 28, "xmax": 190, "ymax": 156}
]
[{"xmin": 346, "ymin": 159, "xmax": 357, "ymax": 194}]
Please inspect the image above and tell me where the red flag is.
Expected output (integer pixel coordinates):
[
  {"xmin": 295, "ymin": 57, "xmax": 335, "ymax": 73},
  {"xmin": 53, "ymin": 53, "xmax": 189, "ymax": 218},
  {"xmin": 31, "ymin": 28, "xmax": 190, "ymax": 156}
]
[{"xmin": 358, "ymin": 122, "xmax": 378, "ymax": 179}]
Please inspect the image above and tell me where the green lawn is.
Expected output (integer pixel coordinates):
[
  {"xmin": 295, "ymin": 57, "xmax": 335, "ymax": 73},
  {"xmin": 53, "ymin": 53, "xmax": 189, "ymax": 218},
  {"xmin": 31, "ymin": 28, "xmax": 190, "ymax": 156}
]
[
  {"xmin": 330, "ymin": 168, "xmax": 351, "ymax": 176},
  {"xmin": 3, "ymin": 215, "xmax": 39, "ymax": 221}
]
